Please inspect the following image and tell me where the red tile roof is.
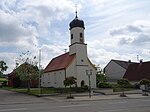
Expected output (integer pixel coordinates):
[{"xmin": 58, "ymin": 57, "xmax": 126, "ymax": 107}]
[
  {"xmin": 123, "ymin": 61, "xmax": 150, "ymax": 81},
  {"xmin": 44, "ymin": 52, "xmax": 75, "ymax": 73}
]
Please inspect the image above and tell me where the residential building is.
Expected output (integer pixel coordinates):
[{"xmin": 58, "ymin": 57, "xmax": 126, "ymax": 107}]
[
  {"xmin": 124, "ymin": 61, "xmax": 150, "ymax": 82},
  {"xmin": 104, "ymin": 59, "xmax": 134, "ymax": 83}
]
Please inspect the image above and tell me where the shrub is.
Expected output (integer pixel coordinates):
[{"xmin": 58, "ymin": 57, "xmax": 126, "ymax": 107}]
[
  {"xmin": 133, "ymin": 83, "xmax": 140, "ymax": 89},
  {"xmin": 97, "ymin": 82, "xmax": 112, "ymax": 88}
]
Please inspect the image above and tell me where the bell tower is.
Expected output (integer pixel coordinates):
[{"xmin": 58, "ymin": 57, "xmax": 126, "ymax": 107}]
[{"xmin": 69, "ymin": 11, "xmax": 87, "ymax": 65}]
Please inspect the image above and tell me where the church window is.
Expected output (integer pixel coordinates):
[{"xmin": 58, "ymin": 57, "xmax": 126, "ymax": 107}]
[
  {"xmin": 71, "ymin": 34, "xmax": 73, "ymax": 39},
  {"xmin": 80, "ymin": 33, "xmax": 83, "ymax": 42},
  {"xmin": 81, "ymin": 59, "xmax": 84, "ymax": 62},
  {"xmin": 54, "ymin": 73, "xmax": 57, "ymax": 84},
  {"xmin": 80, "ymin": 33, "xmax": 83, "ymax": 37}
]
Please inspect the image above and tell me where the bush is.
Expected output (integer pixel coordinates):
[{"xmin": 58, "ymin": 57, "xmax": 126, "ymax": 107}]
[
  {"xmin": 132, "ymin": 83, "xmax": 140, "ymax": 89},
  {"xmin": 72, "ymin": 86, "xmax": 88, "ymax": 92},
  {"xmin": 54, "ymin": 86, "xmax": 88, "ymax": 93},
  {"xmin": 97, "ymin": 82, "xmax": 112, "ymax": 88}
]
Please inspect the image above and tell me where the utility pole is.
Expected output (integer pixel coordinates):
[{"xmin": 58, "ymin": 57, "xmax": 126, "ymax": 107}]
[{"xmin": 38, "ymin": 49, "xmax": 41, "ymax": 95}]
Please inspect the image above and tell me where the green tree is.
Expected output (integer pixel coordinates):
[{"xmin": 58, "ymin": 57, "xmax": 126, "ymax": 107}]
[
  {"xmin": 117, "ymin": 78, "xmax": 130, "ymax": 97},
  {"xmin": 15, "ymin": 51, "xmax": 38, "ymax": 92},
  {"xmin": 140, "ymin": 79, "xmax": 150, "ymax": 96},
  {"xmin": 96, "ymin": 66, "xmax": 107, "ymax": 87},
  {"xmin": 63, "ymin": 76, "xmax": 76, "ymax": 98},
  {"xmin": 96, "ymin": 69, "xmax": 107, "ymax": 83},
  {"xmin": 0, "ymin": 61, "xmax": 8, "ymax": 77},
  {"xmin": 15, "ymin": 62, "xmax": 38, "ymax": 92}
]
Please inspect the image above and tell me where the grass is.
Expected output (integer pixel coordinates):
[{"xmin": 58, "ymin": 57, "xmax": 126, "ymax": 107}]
[
  {"xmin": 2, "ymin": 87, "xmax": 55, "ymax": 96},
  {"xmin": 0, "ymin": 78, "xmax": 8, "ymax": 82},
  {"xmin": 2, "ymin": 86, "xmax": 88, "ymax": 96}
]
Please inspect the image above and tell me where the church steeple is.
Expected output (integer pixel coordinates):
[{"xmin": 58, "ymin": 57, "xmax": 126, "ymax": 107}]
[
  {"xmin": 69, "ymin": 11, "xmax": 87, "ymax": 56},
  {"xmin": 69, "ymin": 10, "xmax": 85, "ymax": 30}
]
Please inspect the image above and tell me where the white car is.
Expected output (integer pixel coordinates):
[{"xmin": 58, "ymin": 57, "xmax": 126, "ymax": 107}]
[{"xmin": 140, "ymin": 85, "xmax": 150, "ymax": 92}]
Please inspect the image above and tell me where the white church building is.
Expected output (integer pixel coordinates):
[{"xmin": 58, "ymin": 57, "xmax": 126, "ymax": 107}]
[{"xmin": 41, "ymin": 12, "xmax": 96, "ymax": 88}]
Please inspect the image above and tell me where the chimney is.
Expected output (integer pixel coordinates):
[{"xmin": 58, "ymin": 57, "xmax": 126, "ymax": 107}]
[
  {"xmin": 128, "ymin": 60, "xmax": 131, "ymax": 63},
  {"xmin": 140, "ymin": 59, "xmax": 143, "ymax": 63}
]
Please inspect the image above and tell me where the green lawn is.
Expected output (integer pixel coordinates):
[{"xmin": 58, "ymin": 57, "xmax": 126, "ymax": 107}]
[
  {"xmin": 2, "ymin": 87, "xmax": 55, "ymax": 96},
  {"xmin": 0, "ymin": 78, "xmax": 8, "ymax": 82}
]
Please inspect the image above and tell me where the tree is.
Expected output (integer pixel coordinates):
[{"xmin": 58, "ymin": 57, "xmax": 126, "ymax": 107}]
[
  {"xmin": 15, "ymin": 51, "xmax": 39, "ymax": 92},
  {"xmin": 140, "ymin": 79, "xmax": 150, "ymax": 96},
  {"xmin": 15, "ymin": 62, "xmax": 38, "ymax": 92},
  {"xmin": 96, "ymin": 66, "xmax": 107, "ymax": 84},
  {"xmin": 63, "ymin": 76, "xmax": 76, "ymax": 98},
  {"xmin": 96, "ymin": 69, "xmax": 107, "ymax": 83},
  {"xmin": 0, "ymin": 61, "xmax": 8, "ymax": 77},
  {"xmin": 117, "ymin": 78, "xmax": 130, "ymax": 97}
]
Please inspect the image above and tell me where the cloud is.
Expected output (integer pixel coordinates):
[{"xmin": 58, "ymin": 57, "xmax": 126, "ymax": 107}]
[
  {"xmin": 1, "ymin": 0, "xmax": 150, "ymax": 73},
  {"xmin": 109, "ymin": 25, "xmax": 142, "ymax": 37},
  {"xmin": 109, "ymin": 20, "xmax": 150, "ymax": 46}
]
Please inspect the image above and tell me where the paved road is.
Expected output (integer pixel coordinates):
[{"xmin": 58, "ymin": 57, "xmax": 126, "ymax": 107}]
[{"xmin": 0, "ymin": 89, "xmax": 150, "ymax": 112}]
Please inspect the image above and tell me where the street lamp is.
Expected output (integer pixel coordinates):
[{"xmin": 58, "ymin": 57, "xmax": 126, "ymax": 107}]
[{"xmin": 86, "ymin": 69, "xmax": 92, "ymax": 98}]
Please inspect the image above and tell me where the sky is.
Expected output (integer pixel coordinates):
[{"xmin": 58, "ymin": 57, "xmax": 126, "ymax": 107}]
[{"xmin": 0, "ymin": 0, "xmax": 150, "ymax": 73}]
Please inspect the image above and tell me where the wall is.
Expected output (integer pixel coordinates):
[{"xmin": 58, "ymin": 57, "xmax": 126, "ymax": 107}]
[
  {"xmin": 105, "ymin": 61, "xmax": 126, "ymax": 83},
  {"xmin": 41, "ymin": 70, "xmax": 65, "ymax": 88}
]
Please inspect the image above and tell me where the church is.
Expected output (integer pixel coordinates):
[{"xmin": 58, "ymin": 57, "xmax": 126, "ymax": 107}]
[{"xmin": 41, "ymin": 11, "xmax": 96, "ymax": 88}]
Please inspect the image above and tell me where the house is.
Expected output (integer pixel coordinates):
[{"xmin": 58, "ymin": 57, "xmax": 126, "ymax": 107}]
[
  {"xmin": 124, "ymin": 61, "xmax": 150, "ymax": 82},
  {"xmin": 104, "ymin": 59, "xmax": 136, "ymax": 83},
  {"xmin": 8, "ymin": 63, "xmax": 38, "ymax": 88},
  {"xmin": 104, "ymin": 59, "xmax": 150, "ymax": 84},
  {"xmin": 41, "ymin": 11, "xmax": 96, "ymax": 88}
]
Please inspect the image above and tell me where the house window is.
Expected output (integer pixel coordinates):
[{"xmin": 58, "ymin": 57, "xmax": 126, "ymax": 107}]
[{"xmin": 71, "ymin": 34, "xmax": 73, "ymax": 39}]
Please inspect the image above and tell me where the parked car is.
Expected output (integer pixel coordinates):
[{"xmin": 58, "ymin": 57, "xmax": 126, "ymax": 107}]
[{"xmin": 140, "ymin": 85, "xmax": 150, "ymax": 92}]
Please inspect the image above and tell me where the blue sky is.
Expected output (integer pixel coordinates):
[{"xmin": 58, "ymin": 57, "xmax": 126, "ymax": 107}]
[{"xmin": 0, "ymin": 0, "xmax": 150, "ymax": 73}]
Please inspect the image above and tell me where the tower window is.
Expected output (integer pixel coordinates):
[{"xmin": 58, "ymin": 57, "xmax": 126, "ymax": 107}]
[
  {"xmin": 71, "ymin": 34, "xmax": 73, "ymax": 39},
  {"xmin": 80, "ymin": 33, "xmax": 83, "ymax": 42},
  {"xmin": 80, "ymin": 33, "xmax": 83, "ymax": 37}
]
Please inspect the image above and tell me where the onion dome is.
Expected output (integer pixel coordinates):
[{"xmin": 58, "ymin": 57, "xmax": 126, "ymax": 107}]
[{"xmin": 69, "ymin": 12, "xmax": 85, "ymax": 30}]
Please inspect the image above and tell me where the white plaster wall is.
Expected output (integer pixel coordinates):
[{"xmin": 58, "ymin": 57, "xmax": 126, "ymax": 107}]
[
  {"xmin": 41, "ymin": 70, "xmax": 65, "ymax": 88},
  {"xmin": 76, "ymin": 65, "xmax": 96, "ymax": 88},
  {"xmin": 70, "ymin": 27, "xmax": 84, "ymax": 44},
  {"xmin": 66, "ymin": 58, "xmax": 76, "ymax": 78},
  {"xmin": 105, "ymin": 61, "xmax": 126, "ymax": 82},
  {"xmin": 41, "ymin": 73, "xmax": 49, "ymax": 87},
  {"xmin": 75, "ymin": 44, "xmax": 87, "ymax": 65}
]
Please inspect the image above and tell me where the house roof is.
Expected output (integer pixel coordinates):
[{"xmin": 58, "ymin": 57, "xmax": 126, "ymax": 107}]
[
  {"xmin": 44, "ymin": 52, "xmax": 75, "ymax": 73},
  {"xmin": 123, "ymin": 61, "xmax": 150, "ymax": 81},
  {"xmin": 104, "ymin": 59, "xmax": 136, "ymax": 71},
  {"xmin": 112, "ymin": 59, "xmax": 133, "ymax": 69}
]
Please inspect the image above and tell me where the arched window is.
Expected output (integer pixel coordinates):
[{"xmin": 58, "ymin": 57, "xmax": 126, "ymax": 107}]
[{"xmin": 71, "ymin": 34, "xmax": 73, "ymax": 39}]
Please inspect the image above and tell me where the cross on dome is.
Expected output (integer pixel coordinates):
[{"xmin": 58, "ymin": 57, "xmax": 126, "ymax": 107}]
[
  {"xmin": 75, "ymin": 4, "xmax": 78, "ymax": 18},
  {"xmin": 69, "ymin": 4, "xmax": 85, "ymax": 30}
]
